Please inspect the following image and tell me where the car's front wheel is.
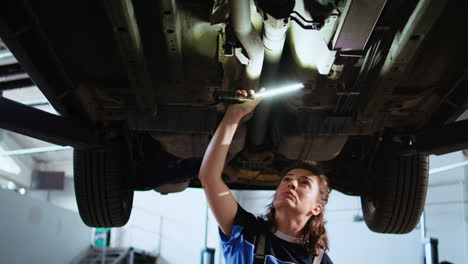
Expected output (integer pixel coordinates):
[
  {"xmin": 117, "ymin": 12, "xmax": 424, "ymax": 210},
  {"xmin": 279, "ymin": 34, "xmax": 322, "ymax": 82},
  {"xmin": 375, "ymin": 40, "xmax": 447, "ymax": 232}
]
[
  {"xmin": 361, "ymin": 149, "xmax": 428, "ymax": 234},
  {"xmin": 74, "ymin": 142, "xmax": 134, "ymax": 227}
]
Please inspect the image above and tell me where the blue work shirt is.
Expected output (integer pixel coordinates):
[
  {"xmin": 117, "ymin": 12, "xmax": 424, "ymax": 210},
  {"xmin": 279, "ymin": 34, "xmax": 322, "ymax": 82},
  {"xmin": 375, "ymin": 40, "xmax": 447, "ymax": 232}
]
[{"xmin": 219, "ymin": 205, "xmax": 333, "ymax": 264}]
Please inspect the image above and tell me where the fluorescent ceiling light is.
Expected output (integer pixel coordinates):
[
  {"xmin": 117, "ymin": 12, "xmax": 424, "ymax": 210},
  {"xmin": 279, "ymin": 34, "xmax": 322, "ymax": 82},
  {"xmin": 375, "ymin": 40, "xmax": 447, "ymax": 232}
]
[
  {"xmin": 0, "ymin": 51, "xmax": 13, "ymax": 59},
  {"xmin": 0, "ymin": 145, "xmax": 72, "ymax": 157},
  {"xmin": 429, "ymin": 160, "xmax": 468, "ymax": 175}
]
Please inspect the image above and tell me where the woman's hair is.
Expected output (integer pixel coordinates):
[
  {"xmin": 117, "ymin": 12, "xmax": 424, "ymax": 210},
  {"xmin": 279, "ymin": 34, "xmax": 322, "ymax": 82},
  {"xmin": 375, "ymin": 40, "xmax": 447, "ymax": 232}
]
[{"xmin": 260, "ymin": 161, "xmax": 331, "ymax": 256}]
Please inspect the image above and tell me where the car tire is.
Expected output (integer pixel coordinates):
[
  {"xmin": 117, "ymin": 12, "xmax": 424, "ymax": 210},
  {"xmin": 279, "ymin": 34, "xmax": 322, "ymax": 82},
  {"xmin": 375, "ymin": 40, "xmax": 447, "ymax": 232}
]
[
  {"xmin": 74, "ymin": 142, "xmax": 133, "ymax": 227},
  {"xmin": 361, "ymin": 151, "xmax": 428, "ymax": 234}
]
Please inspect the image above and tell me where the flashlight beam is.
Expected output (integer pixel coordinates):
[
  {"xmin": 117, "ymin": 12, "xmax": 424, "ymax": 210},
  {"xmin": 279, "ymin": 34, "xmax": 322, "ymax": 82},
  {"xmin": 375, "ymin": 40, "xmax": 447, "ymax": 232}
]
[{"xmin": 256, "ymin": 83, "xmax": 304, "ymax": 98}]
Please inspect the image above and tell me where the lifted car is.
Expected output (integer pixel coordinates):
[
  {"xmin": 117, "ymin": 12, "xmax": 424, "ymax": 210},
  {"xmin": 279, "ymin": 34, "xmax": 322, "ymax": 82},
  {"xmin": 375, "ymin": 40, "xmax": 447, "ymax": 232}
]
[{"xmin": 1, "ymin": 0, "xmax": 467, "ymax": 233}]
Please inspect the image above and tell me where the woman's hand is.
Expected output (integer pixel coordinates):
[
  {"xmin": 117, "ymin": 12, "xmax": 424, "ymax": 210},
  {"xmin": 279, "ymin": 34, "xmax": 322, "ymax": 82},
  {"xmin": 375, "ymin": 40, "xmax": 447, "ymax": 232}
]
[{"xmin": 226, "ymin": 88, "xmax": 264, "ymax": 120}]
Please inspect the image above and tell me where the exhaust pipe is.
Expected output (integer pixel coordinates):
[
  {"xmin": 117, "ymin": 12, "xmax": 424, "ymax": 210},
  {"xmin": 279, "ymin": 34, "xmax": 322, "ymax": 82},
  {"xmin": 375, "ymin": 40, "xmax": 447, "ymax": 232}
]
[
  {"xmin": 250, "ymin": 0, "xmax": 293, "ymax": 146},
  {"xmin": 229, "ymin": 0, "xmax": 264, "ymax": 91}
]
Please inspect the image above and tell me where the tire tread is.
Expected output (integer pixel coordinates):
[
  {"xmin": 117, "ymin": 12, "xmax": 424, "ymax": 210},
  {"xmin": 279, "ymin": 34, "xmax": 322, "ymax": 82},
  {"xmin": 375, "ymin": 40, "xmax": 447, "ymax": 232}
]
[{"xmin": 74, "ymin": 143, "xmax": 133, "ymax": 227}]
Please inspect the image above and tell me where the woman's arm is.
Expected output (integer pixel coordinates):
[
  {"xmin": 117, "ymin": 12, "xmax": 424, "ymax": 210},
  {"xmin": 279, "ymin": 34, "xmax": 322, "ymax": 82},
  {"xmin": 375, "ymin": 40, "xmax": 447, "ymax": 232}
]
[{"xmin": 198, "ymin": 90, "xmax": 262, "ymax": 237}]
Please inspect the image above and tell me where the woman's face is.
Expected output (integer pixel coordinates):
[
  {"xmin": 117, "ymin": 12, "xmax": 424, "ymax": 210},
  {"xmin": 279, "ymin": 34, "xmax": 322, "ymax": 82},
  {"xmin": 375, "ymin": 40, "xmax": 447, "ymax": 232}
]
[{"xmin": 273, "ymin": 168, "xmax": 323, "ymax": 217}]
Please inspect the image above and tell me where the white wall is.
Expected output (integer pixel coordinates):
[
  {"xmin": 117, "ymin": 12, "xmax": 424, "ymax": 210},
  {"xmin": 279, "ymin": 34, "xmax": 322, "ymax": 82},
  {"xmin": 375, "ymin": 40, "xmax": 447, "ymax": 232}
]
[
  {"xmin": 0, "ymin": 188, "xmax": 92, "ymax": 264},
  {"xmin": 465, "ymin": 156, "xmax": 468, "ymax": 264},
  {"xmin": 28, "ymin": 176, "xmax": 79, "ymax": 212},
  {"xmin": 325, "ymin": 192, "xmax": 421, "ymax": 263},
  {"xmin": 0, "ymin": 131, "xmax": 35, "ymax": 187},
  {"xmin": 111, "ymin": 188, "xmax": 224, "ymax": 264},
  {"xmin": 425, "ymin": 151, "xmax": 468, "ymax": 264}
]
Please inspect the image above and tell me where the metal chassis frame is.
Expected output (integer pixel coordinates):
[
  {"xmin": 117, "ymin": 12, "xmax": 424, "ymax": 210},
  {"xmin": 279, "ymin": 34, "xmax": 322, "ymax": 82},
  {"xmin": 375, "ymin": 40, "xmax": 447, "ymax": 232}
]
[{"xmin": 359, "ymin": 0, "xmax": 448, "ymax": 122}]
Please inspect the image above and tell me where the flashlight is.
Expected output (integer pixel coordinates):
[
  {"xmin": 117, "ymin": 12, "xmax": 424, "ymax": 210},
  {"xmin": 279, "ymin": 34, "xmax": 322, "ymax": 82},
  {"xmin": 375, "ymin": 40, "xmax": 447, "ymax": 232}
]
[{"xmin": 214, "ymin": 83, "xmax": 304, "ymax": 104}]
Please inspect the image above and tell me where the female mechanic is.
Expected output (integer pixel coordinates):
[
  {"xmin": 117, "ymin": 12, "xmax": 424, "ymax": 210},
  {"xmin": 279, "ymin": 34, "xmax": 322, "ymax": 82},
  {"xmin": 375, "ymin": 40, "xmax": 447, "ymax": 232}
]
[{"xmin": 198, "ymin": 89, "xmax": 333, "ymax": 264}]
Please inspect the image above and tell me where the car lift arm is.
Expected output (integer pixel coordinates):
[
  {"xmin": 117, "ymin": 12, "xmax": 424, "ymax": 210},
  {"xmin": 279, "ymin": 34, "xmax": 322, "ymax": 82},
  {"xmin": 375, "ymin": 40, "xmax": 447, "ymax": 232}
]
[
  {"xmin": 414, "ymin": 119, "xmax": 468, "ymax": 155},
  {"xmin": 0, "ymin": 95, "xmax": 101, "ymax": 149}
]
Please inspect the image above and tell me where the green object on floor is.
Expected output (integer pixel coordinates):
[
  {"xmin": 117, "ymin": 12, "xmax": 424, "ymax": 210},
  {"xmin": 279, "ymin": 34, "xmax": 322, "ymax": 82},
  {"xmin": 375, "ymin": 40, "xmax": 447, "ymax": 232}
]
[{"xmin": 94, "ymin": 228, "xmax": 110, "ymax": 248}]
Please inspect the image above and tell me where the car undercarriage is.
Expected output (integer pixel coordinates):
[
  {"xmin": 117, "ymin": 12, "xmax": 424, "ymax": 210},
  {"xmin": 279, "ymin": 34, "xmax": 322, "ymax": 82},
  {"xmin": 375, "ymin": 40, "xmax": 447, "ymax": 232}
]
[{"xmin": 1, "ymin": 0, "xmax": 468, "ymax": 231}]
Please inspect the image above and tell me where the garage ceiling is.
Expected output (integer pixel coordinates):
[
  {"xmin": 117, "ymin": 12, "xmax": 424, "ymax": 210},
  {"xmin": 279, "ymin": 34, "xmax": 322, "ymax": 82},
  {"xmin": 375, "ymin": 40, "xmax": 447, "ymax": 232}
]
[{"xmin": 1, "ymin": 86, "xmax": 72, "ymax": 167}]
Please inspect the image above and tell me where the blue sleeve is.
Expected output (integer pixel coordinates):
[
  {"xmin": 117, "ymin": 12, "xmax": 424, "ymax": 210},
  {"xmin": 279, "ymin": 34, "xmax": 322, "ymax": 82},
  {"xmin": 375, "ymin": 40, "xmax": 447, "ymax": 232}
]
[{"xmin": 218, "ymin": 204, "xmax": 258, "ymax": 264}]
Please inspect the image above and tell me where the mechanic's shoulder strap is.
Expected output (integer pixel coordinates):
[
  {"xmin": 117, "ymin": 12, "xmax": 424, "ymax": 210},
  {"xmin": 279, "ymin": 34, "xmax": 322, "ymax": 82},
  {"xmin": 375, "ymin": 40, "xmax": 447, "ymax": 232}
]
[
  {"xmin": 254, "ymin": 231, "xmax": 266, "ymax": 264},
  {"xmin": 313, "ymin": 249, "xmax": 324, "ymax": 264}
]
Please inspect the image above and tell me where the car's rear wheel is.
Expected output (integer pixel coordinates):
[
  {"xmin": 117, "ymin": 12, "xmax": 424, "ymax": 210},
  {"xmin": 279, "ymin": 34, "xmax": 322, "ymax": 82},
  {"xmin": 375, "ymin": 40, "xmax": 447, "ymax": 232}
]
[
  {"xmin": 74, "ymin": 142, "xmax": 133, "ymax": 227},
  {"xmin": 361, "ymin": 149, "xmax": 428, "ymax": 234}
]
